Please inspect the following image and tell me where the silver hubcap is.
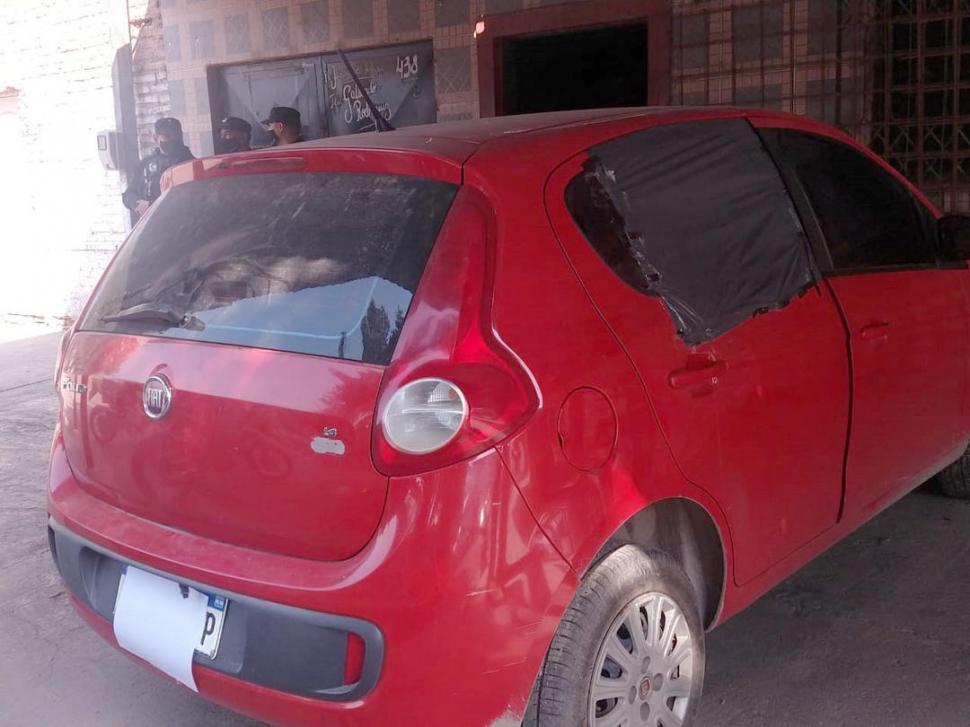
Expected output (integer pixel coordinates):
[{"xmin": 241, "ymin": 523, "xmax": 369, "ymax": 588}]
[{"xmin": 588, "ymin": 592, "xmax": 695, "ymax": 727}]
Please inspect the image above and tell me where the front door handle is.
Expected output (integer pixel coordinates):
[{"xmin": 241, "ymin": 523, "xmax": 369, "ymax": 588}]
[
  {"xmin": 668, "ymin": 359, "xmax": 726, "ymax": 390},
  {"xmin": 860, "ymin": 321, "xmax": 892, "ymax": 341}
]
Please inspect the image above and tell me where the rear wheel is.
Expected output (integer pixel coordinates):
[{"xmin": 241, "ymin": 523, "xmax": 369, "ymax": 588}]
[
  {"xmin": 525, "ymin": 546, "xmax": 705, "ymax": 727},
  {"xmin": 939, "ymin": 447, "xmax": 970, "ymax": 499}
]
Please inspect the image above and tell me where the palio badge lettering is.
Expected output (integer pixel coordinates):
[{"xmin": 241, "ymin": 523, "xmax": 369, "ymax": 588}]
[
  {"xmin": 311, "ymin": 426, "xmax": 346, "ymax": 456},
  {"xmin": 60, "ymin": 377, "xmax": 87, "ymax": 395},
  {"xmin": 142, "ymin": 375, "xmax": 173, "ymax": 420}
]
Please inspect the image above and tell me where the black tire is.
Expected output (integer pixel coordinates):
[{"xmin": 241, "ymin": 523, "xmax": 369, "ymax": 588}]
[
  {"xmin": 524, "ymin": 546, "xmax": 706, "ymax": 727},
  {"xmin": 939, "ymin": 448, "xmax": 970, "ymax": 499}
]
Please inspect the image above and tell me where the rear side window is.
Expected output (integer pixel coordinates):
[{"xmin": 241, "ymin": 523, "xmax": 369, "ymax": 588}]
[
  {"xmin": 81, "ymin": 172, "xmax": 457, "ymax": 365},
  {"xmin": 759, "ymin": 129, "xmax": 934, "ymax": 270},
  {"xmin": 566, "ymin": 119, "xmax": 815, "ymax": 345}
]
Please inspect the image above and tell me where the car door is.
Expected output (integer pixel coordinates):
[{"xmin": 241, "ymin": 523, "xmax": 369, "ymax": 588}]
[
  {"xmin": 758, "ymin": 126, "xmax": 970, "ymax": 518},
  {"xmin": 545, "ymin": 117, "xmax": 851, "ymax": 584}
]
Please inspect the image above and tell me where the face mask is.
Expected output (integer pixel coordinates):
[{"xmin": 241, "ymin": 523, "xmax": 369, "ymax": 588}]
[
  {"xmin": 159, "ymin": 139, "xmax": 180, "ymax": 156},
  {"xmin": 217, "ymin": 138, "xmax": 244, "ymax": 154}
]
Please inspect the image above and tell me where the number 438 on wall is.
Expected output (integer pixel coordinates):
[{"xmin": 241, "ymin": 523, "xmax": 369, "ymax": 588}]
[{"xmin": 397, "ymin": 54, "xmax": 419, "ymax": 80}]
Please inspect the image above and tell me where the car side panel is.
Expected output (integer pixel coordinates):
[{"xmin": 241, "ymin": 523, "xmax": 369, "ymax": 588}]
[
  {"xmin": 541, "ymin": 151, "xmax": 850, "ymax": 586},
  {"xmin": 461, "ymin": 156, "xmax": 737, "ymax": 593},
  {"xmin": 828, "ymin": 270, "xmax": 970, "ymax": 516},
  {"xmin": 749, "ymin": 114, "xmax": 970, "ymax": 517}
]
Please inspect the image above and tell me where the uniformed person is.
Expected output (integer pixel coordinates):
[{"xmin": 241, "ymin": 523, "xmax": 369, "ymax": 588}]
[
  {"xmin": 262, "ymin": 106, "xmax": 304, "ymax": 146},
  {"xmin": 122, "ymin": 117, "xmax": 194, "ymax": 217},
  {"xmin": 217, "ymin": 116, "xmax": 252, "ymax": 154}
]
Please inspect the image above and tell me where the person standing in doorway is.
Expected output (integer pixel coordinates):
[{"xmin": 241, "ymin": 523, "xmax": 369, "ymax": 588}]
[
  {"xmin": 262, "ymin": 106, "xmax": 304, "ymax": 146},
  {"xmin": 122, "ymin": 117, "xmax": 194, "ymax": 218},
  {"xmin": 217, "ymin": 116, "xmax": 252, "ymax": 154}
]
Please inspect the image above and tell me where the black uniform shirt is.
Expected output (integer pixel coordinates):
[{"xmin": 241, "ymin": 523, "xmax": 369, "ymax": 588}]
[{"xmin": 122, "ymin": 144, "xmax": 194, "ymax": 210}]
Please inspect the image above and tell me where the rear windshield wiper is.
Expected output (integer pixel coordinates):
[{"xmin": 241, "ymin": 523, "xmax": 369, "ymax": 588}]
[{"xmin": 101, "ymin": 303, "xmax": 205, "ymax": 331}]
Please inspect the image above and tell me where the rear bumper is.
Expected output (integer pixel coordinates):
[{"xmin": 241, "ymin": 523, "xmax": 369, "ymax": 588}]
[
  {"xmin": 49, "ymin": 522, "xmax": 383, "ymax": 700},
  {"xmin": 47, "ymin": 433, "xmax": 577, "ymax": 727}
]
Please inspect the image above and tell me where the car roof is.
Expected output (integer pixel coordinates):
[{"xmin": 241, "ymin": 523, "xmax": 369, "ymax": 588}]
[
  {"xmin": 292, "ymin": 106, "xmax": 792, "ymax": 164},
  {"xmin": 165, "ymin": 107, "xmax": 851, "ymax": 193},
  {"xmin": 299, "ymin": 108, "xmax": 651, "ymax": 149}
]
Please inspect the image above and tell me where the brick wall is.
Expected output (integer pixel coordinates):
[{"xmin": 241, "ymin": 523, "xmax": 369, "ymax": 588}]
[
  {"xmin": 670, "ymin": 0, "xmax": 867, "ymax": 124},
  {"xmin": 130, "ymin": 0, "xmax": 172, "ymax": 157},
  {"xmin": 0, "ymin": 0, "xmax": 131, "ymax": 322}
]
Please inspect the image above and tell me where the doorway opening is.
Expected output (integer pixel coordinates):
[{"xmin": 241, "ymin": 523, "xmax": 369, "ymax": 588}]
[{"xmin": 500, "ymin": 23, "xmax": 647, "ymax": 115}]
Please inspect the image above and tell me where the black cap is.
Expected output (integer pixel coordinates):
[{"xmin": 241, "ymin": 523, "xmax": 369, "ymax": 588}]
[
  {"xmin": 219, "ymin": 116, "xmax": 252, "ymax": 135},
  {"xmin": 154, "ymin": 117, "xmax": 183, "ymax": 136},
  {"xmin": 261, "ymin": 106, "xmax": 301, "ymax": 128}
]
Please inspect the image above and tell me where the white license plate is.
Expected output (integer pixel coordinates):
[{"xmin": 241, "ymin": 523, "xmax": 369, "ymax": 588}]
[{"xmin": 114, "ymin": 566, "xmax": 229, "ymax": 664}]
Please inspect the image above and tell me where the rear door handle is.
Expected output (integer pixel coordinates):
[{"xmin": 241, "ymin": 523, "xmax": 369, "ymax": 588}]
[
  {"xmin": 860, "ymin": 321, "xmax": 891, "ymax": 341},
  {"xmin": 668, "ymin": 360, "xmax": 726, "ymax": 389}
]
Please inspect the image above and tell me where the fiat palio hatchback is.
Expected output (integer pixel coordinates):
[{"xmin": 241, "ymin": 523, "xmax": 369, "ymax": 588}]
[{"xmin": 47, "ymin": 108, "xmax": 970, "ymax": 727}]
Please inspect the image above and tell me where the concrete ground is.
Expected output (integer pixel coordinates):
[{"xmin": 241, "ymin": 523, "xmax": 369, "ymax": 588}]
[
  {"xmin": 0, "ymin": 320, "xmax": 62, "ymax": 344},
  {"xmin": 1, "ymin": 332, "xmax": 968, "ymax": 726}
]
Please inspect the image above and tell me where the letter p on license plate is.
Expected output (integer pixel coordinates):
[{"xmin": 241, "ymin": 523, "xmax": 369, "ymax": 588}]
[{"xmin": 198, "ymin": 593, "xmax": 228, "ymax": 659}]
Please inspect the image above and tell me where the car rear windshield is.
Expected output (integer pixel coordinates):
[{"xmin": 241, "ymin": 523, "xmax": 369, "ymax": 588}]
[{"xmin": 81, "ymin": 172, "xmax": 457, "ymax": 365}]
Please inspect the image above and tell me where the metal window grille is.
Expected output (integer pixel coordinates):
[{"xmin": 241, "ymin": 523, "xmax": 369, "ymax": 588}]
[{"xmin": 672, "ymin": 1, "xmax": 970, "ymax": 212}]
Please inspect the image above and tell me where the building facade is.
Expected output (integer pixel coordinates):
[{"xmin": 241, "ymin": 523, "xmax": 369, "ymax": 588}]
[
  {"xmin": 671, "ymin": 0, "xmax": 970, "ymax": 212},
  {"xmin": 126, "ymin": 0, "xmax": 669, "ymax": 159}
]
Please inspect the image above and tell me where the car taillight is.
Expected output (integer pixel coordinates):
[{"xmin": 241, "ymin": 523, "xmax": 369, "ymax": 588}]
[
  {"xmin": 382, "ymin": 378, "xmax": 468, "ymax": 454},
  {"xmin": 372, "ymin": 186, "xmax": 539, "ymax": 477}
]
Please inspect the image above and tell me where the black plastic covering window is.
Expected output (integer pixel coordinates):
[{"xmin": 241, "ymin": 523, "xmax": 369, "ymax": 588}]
[{"xmin": 565, "ymin": 119, "xmax": 816, "ymax": 345}]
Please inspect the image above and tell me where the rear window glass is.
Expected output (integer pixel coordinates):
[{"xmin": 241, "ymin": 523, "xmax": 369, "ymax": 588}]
[{"xmin": 81, "ymin": 172, "xmax": 457, "ymax": 365}]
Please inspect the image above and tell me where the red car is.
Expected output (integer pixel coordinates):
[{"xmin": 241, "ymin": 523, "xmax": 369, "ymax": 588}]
[{"xmin": 48, "ymin": 107, "xmax": 970, "ymax": 727}]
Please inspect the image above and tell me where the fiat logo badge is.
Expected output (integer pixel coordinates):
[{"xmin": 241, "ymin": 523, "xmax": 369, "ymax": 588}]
[{"xmin": 142, "ymin": 375, "xmax": 173, "ymax": 420}]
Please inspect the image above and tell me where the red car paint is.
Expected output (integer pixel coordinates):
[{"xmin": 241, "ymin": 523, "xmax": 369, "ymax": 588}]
[
  {"xmin": 60, "ymin": 334, "xmax": 388, "ymax": 561},
  {"xmin": 371, "ymin": 184, "xmax": 540, "ymax": 477},
  {"xmin": 48, "ymin": 107, "xmax": 970, "ymax": 726},
  {"xmin": 51, "ymin": 441, "xmax": 575, "ymax": 726},
  {"xmin": 827, "ymin": 271, "xmax": 970, "ymax": 516}
]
